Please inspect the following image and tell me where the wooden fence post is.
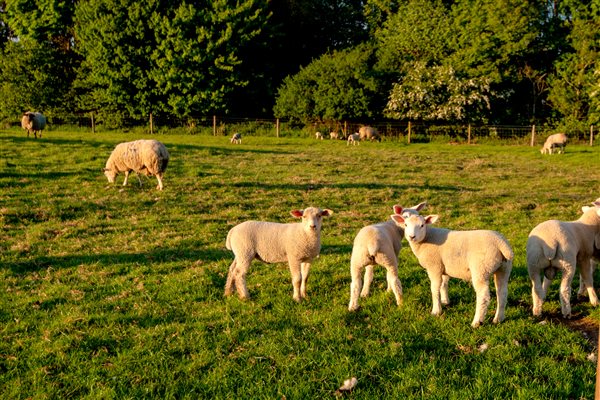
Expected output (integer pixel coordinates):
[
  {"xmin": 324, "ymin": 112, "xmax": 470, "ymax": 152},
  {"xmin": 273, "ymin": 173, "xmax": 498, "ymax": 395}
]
[
  {"xmin": 90, "ymin": 112, "xmax": 95, "ymax": 134},
  {"xmin": 408, "ymin": 121, "xmax": 411, "ymax": 144},
  {"xmin": 591, "ymin": 125, "xmax": 594, "ymax": 146},
  {"xmin": 276, "ymin": 118, "xmax": 280, "ymax": 138},
  {"xmin": 213, "ymin": 115, "xmax": 217, "ymax": 136},
  {"xmin": 467, "ymin": 124, "xmax": 471, "ymax": 144},
  {"xmin": 530, "ymin": 125, "xmax": 536, "ymax": 147},
  {"xmin": 344, "ymin": 121, "xmax": 347, "ymax": 137},
  {"xmin": 149, "ymin": 112, "xmax": 153, "ymax": 135}
]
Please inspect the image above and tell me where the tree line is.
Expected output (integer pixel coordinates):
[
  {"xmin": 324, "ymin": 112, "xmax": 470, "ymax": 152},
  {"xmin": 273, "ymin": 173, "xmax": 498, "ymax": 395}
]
[{"xmin": 0, "ymin": 0, "xmax": 598, "ymax": 134}]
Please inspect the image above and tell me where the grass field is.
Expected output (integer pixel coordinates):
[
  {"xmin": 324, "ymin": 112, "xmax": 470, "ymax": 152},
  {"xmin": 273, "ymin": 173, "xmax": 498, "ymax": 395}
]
[{"xmin": 1, "ymin": 129, "xmax": 599, "ymax": 399}]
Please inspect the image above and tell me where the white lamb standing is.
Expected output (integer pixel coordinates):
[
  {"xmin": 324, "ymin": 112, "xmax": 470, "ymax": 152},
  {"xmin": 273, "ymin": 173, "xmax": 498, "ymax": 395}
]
[
  {"xmin": 396, "ymin": 213, "xmax": 513, "ymax": 327},
  {"xmin": 103, "ymin": 139, "xmax": 170, "ymax": 190},
  {"xmin": 348, "ymin": 202, "xmax": 427, "ymax": 311},
  {"xmin": 526, "ymin": 200, "xmax": 600, "ymax": 318},
  {"xmin": 329, "ymin": 132, "xmax": 339, "ymax": 140},
  {"xmin": 540, "ymin": 133, "xmax": 567, "ymax": 154},
  {"xmin": 225, "ymin": 207, "xmax": 333, "ymax": 302},
  {"xmin": 347, "ymin": 133, "xmax": 360, "ymax": 146},
  {"xmin": 315, "ymin": 132, "xmax": 323, "ymax": 140},
  {"xmin": 230, "ymin": 132, "xmax": 242, "ymax": 144}
]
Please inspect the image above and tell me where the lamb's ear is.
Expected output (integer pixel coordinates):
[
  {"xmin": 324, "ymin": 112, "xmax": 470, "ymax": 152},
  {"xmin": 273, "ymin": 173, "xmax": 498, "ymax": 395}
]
[
  {"xmin": 415, "ymin": 201, "xmax": 427, "ymax": 211},
  {"xmin": 321, "ymin": 209, "xmax": 333, "ymax": 217},
  {"xmin": 391, "ymin": 214, "xmax": 405, "ymax": 227},
  {"xmin": 593, "ymin": 201, "xmax": 600, "ymax": 207},
  {"xmin": 425, "ymin": 215, "xmax": 439, "ymax": 225},
  {"xmin": 290, "ymin": 210, "xmax": 304, "ymax": 218},
  {"xmin": 392, "ymin": 205, "xmax": 403, "ymax": 215}
]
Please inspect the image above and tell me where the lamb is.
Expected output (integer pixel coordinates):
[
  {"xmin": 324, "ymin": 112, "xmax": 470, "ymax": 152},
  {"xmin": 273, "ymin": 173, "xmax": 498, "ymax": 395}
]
[
  {"xmin": 230, "ymin": 133, "xmax": 242, "ymax": 144},
  {"xmin": 526, "ymin": 200, "xmax": 600, "ymax": 318},
  {"xmin": 348, "ymin": 202, "xmax": 427, "ymax": 311},
  {"xmin": 315, "ymin": 132, "xmax": 323, "ymax": 140},
  {"xmin": 21, "ymin": 112, "xmax": 46, "ymax": 139},
  {"xmin": 540, "ymin": 133, "xmax": 567, "ymax": 154},
  {"xmin": 358, "ymin": 126, "xmax": 380, "ymax": 142},
  {"xmin": 329, "ymin": 132, "xmax": 339, "ymax": 140},
  {"xmin": 395, "ymin": 214, "xmax": 513, "ymax": 327},
  {"xmin": 225, "ymin": 207, "xmax": 333, "ymax": 302},
  {"xmin": 347, "ymin": 133, "xmax": 360, "ymax": 146},
  {"xmin": 103, "ymin": 139, "xmax": 170, "ymax": 190}
]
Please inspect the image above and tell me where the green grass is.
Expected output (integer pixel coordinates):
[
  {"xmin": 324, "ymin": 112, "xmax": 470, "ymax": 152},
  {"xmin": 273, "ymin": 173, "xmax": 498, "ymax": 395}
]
[{"xmin": 1, "ymin": 129, "xmax": 599, "ymax": 399}]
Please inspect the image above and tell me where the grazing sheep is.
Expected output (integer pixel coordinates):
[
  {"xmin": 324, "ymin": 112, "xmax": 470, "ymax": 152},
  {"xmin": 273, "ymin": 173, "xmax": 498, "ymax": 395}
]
[
  {"xmin": 396, "ymin": 214, "xmax": 513, "ymax": 327},
  {"xmin": 103, "ymin": 139, "xmax": 170, "ymax": 190},
  {"xmin": 348, "ymin": 202, "xmax": 427, "ymax": 311},
  {"xmin": 359, "ymin": 126, "xmax": 380, "ymax": 142},
  {"xmin": 347, "ymin": 133, "xmax": 360, "ymax": 146},
  {"xmin": 330, "ymin": 131, "xmax": 339, "ymax": 140},
  {"xmin": 225, "ymin": 207, "xmax": 334, "ymax": 302},
  {"xmin": 230, "ymin": 132, "xmax": 242, "ymax": 144},
  {"xmin": 21, "ymin": 112, "xmax": 46, "ymax": 139},
  {"xmin": 526, "ymin": 200, "xmax": 600, "ymax": 318},
  {"xmin": 315, "ymin": 132, "xmax": 323, "ymax": 140},
  {"xmin": 541, "ymin": 133, "xmax": 567, "ymax": 154}
]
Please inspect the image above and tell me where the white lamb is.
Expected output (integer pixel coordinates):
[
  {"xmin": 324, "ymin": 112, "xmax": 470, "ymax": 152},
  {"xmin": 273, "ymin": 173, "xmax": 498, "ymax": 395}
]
[
  {"xmin": 315, "ymin": 132, "xmax": 323, "ymax": 140},
  {"xmin": 347, "ymin": 133, "xmax": 360, "ymax": 146},
  {"xmin": 225, "ymin": 207, "xmax": 333, "ymax": 302},
  {"xmin": 231, "ymin": 133, "xmax": 242, "ymax": 144},
  {"xmin": 540, "ymin": 133, "xmax": 567, "ymax": 154},
  {"xmin": 526, "ymin": 200, "xmax": 600, "ymax": 318},
  {"xmin": 396, "ymin": 214, "xmax": 513, "ymax": 327},
  {"xmin": 103, "ymin": 139, "xmax": 170, "ymax": 190},
  {"xmin": 348, "ymin": 202, "xmax": 427, "ymax": 311},
  {"xmin": 330, "ymin": 132, "xmax": 339, "ymax": 140}
]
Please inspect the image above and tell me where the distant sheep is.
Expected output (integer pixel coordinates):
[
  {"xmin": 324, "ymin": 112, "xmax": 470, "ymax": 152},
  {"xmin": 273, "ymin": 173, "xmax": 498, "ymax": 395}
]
[
  {"xmin": 231, "ymin": 133, "xmax": 242, "ymax": 144},
  {"xmin": 21, "ymin": 112, "xmax": 46, "ymax": 139},
  {"xmin": 526, "ymin": 200, "xmax": 600, "ymax": 318},
  {"xmin": 330, "ymin": 132, "xmax": 339, "ymax": 140},
  {"xmin": 315, "ymin": 132, "xmax": 323, "ymax": 140},
  {"xmin": 347, "ymin": 133, "xmax": 360, "ymax": 146},
  {"xmin": 541, "ymin": 133, "xmax": 567, "ymax": 154},
  {"xmin": 348, "ymin": 202, "xmax": 427, "ymax": 311},
  {"xmin": 396, "ymin": 214, "xmax": 513, "ymax": 327},
  {"xmin": 225, "ymin": 207, "xmax": 333, "ymax": 302},
  {"xmin": 359, "ymin": 126, "xmax": 380, "ymax": 142},
  {"xmin": 103, "ymin": 139, "xmax": 170, "ymax": 190}
]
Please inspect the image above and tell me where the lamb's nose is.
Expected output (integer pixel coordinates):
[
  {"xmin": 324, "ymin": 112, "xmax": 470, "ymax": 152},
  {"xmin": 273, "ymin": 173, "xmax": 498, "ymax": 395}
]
[{"xmin": 409, "ymin": 235, "xmax": 415, "ymax": 241}]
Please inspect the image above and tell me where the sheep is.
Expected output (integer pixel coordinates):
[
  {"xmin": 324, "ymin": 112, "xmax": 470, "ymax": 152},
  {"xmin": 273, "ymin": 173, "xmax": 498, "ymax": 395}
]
[
  {"xmin": 358, "ymin": 126, "xmax": 380, "ymax": 142},
  {"xmin": 329, "ymin": 132, "xmax": 339, "ymax": 140},
  {"xmin": 21, "ymin": 112, "xmax": 46, "ymax": 139},
  {"xmin": 225, "ymin": 207, "xmax": 334, "ymax": 302},
  {"xmin": 347, "ymin": 133, "xmax": 360, "ymax": 146},
  {"xmin": 103, "ymin": 139, "xmax": 170, "ymax": 190},
  {"xmin": 348, "ymin": 202, "xmax": 427, "ymax": 311},
  {"xmin": 230, "ymin": 132, "xmax": 242, "ymax": 144},
  {"xmin": 395, "ymin": 214, "xmax": 513, "ymax": 327},
  {"xmin": 526, "ymin": 200, "xmax": 600, "ymax": 318},
  {"xmin": 315, "ymin": 132, "xmax": 323, "ymax": 140},
  {"xmin": 541, "ymin": 133, "xmax": 567, "ymax": 154}
]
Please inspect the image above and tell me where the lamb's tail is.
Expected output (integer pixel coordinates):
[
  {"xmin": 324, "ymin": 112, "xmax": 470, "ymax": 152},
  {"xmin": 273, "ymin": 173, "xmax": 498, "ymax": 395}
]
[{"xmin": 498, "ymin": 237, "xmax": 514, "ymax": 262}]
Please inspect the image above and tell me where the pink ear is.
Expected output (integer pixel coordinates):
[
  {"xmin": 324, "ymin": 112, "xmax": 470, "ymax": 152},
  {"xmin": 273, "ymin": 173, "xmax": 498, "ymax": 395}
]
[
  {"xmin": 391, "ymin": 214, "xmax": 405, "ymax": 225},
  {"xmin": 393, "ymin": 205, "xmax": 403, "ymax": 214},
  {"xmin": 320, "ymin": 209, "xmax": 333, "ymax": 217},
  {"xmin": 425, "ymin": 215, "xmax": 439, "ymax": 224},
  {"xmin": 290, "ymin": 210, "xmax": 304, "ymax": 218},
  {"xmin": 415, "ymin": 201, "xmax": 427, "ymax": 211}
]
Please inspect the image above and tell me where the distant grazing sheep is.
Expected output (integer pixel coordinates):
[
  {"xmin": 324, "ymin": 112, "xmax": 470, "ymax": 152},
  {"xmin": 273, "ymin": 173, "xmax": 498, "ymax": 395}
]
[
  {"xmin": 315, "ymin": 132, "xmax": 323, "ymax": 140},
  {"xmin": 359, "ymin": 126, "xmax": 380, "ymax": 142},
  {"xmin": 103, "ymin": 139, "xmax": 170, "ymax": 190},
  {"xmin": 396, "ymin": 213, "xmax": 513, "ymax": 327},
  {"xmin": 541, "ymin": 133, "xmax": 567, "ymax": 154},
  {"xmin": 348, "ymin": 202, "xmax": 427, "ymax": 311},
  {"xmin": 225, "ymin": 207, "xmax": 333, "ymax": 302},
  {"xmin": 329, "ymin": 132, "xmax": 339, "ymax": 140},
  {"xmin": 347, "ymin": 133, "xmax": 360, "ymax": 146},
  {"xmin": 526, "ymin": 200, "xmax": 600, "ymax": 318},
  {"xmin": 21, "ymin": 112, "xmax": 46, "ymax": 139},
  {"xmin": 231, "ymin": 132, "xmax": 242, "ymax": 144}
]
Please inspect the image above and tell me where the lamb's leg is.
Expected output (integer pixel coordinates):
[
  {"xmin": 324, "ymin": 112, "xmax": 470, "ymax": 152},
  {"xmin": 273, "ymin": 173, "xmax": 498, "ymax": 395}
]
[
  {"xmin": 300, "ymin": 262, "xmax": 310, "ymax": 299},
  {"xmin": 471, "ymin": 275, "xmax": 491, "ymax": 328},
  {"xmin": 492, "ymin": 261, "xmax": 511, "ymax": 324},
  {"xmin": 233, "ymin": 258, "xmax": 251, "ymax": 300},
  {"xmin": 288, "ymin": 261, "xmax": 302, "ymax": 302},
  {"xmin": 123, "ymin": 171, "xmax": 130, "ymax": 186},
  {"xmin": 375, "ymin": 253, "xmax": 402, "ymax": 306},
  {"xmin": 224, "ymin": 259, "xmax": 237, "ymax": 296},
  {"xmin": 558, "ymin": 259, "xmax": 576, "ymax": 318},
  {"xmin": 578, "ymin": 258, "xmax": 598, "ymax": 306},
  {"xmin": 349, "ymin": 260, "xmax": 364, "ymax": 311},
  {"xmin": 441, "ymin": 274, "xmax": 450, "ymax": 305},
  {"xmin": 361, "ymin": 265, "xmax": 374, "ymax": 297},
  {"xmin": 427, "ymin": 271, "xmax": 443, "ymax": 316},
  {"xmin": 530, "ymin": 271, "xmax": 545, "ymax": 317},
  {"xmin": 156, "ymin": 173, "xmax": 164, "ymax": 190}
]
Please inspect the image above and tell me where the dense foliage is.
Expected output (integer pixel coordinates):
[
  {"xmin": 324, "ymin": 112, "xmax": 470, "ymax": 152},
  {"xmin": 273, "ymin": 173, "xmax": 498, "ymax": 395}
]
[{"xmin": 0, "ymin": 0, "xmax": 599, "ymax": 132}]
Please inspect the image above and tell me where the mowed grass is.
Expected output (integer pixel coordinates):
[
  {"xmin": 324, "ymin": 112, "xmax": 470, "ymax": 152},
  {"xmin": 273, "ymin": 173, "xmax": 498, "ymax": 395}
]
[{"xmin": 1, "ymin": 129, "xmax": 599, "ymax": 399}]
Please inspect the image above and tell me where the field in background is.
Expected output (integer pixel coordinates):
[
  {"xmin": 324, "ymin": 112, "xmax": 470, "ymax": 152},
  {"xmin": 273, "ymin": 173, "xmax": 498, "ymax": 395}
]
[{"xmin": 1, "ymin": 129, "xmax": 599, "ymax": 398}]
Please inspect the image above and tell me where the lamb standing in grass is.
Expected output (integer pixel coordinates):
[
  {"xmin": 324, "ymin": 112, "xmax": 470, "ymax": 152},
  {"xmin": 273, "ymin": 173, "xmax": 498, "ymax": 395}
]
[
  {"xmin": 541, "ymin": 133, "xmax": 567, "ymax": 154},
  {"xmin": 526, "ymin": 200, "xmax": 600, "ymax": 318},
  {"xmin": 396, "ymin": 214, "xmax": 513, "ymax": 327},
  {"xmin": 230, "ymin": 133, "xmax": 242, "ymax": 144},
  {"xmin": 358, "ymin": 126, "xmax": 380, "ymax": 142},
  {"xmin": 315, "ymin": 132, "xmax": 323, "ymax": 140},
  {"xmin": 330, "ymin": 132, "xmax": 339, "ymax": 140},
  {"xmin": 21, "ymin": 112, "xmax": 46, "ymax": 139},
  {"xmin": 225, "ymin": 207, "xmax": 333, "ymax": 302},
  {"xmin": 103, "ymin": 139, "xmax": 170, "ymax": 190},
  {"xmin": 348, "ymin": 202, "xmax": 427, "ymax": 311},
  {"xmin": 347, "ymin": 133, "xmax": 360, "ymax": 146}
]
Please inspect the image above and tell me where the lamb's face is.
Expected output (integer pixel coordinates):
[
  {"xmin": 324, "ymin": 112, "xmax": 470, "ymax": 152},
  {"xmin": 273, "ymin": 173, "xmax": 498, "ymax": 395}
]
[
  {"xmin": 103, "ymin": 168, "xmax": 117, "ymax": 183},
  {"xmin": 291, "ymin": 207, "xmax": 333, "ymax": 233},
  {"xmin": 403, "ymin": 215, "xmax": 428, "ymax": 243}
]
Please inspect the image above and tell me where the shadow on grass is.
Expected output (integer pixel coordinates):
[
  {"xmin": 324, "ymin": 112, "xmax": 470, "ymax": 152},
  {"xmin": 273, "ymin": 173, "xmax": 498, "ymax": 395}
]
[
  {"xmin": 218, "ymin": 181, "xmax": 473, "ymax": 193},
  {"xmin": 4, "ymin": 247, "xmax": 231, "ymax": 274}
]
